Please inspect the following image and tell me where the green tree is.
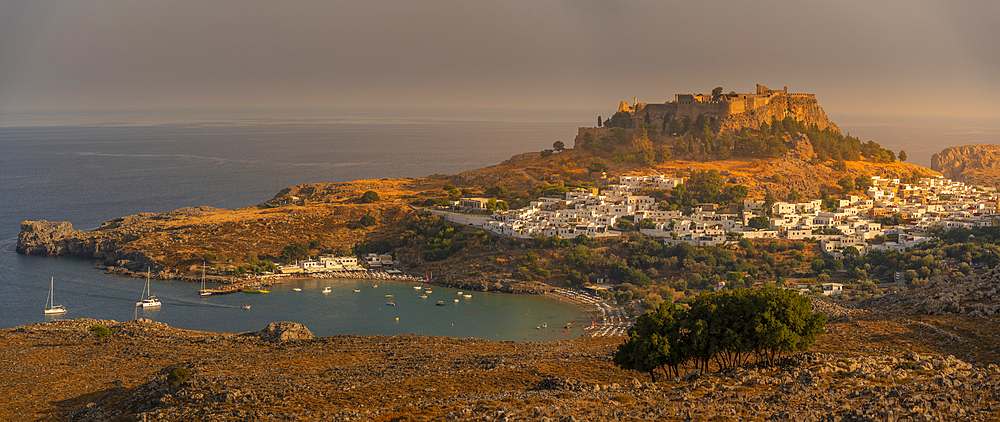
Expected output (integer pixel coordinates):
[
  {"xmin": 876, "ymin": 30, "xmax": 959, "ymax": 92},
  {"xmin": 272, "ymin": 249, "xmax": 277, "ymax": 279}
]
[
  {"xmin": 553, "ymin": 140, "xmax": 565, "ymax": 151},
  {"xmin": 597, "ymin": 116, "xmax": 602, "ymax": 127},
  {"xmin": 613, "ymin": 303, "xmax": 688, "ymax": 381},
  {"xmin": 687, "ymin": 169, "xmax": 725, "ymax": 204},
  {"xmin": 587, "ymin": 158, "xmax": 609, "ymax": 173},
  {"xmin": 361, "ymin": 190, "xmax": 380, "ymax": 203},
  {"xmin": 898, "ymin": 150, "xmax": 907, "ymax": 162},
  {"xmin": 748, "ymin": 216, "xmax": 770, "ymax": 230},
  {"xmin": 540, "ymin": 149, "xmax": 554, "ymax": 157},
  {"xmin": 280, "ymin": 242, "xmax": 311, "ymax": 263},
  {"xmin": 724, "ymin": 184, "xmax": 749, "ymax": 203},
  {"xmin": 712, "ymin": 86, "xmax": 724, "ymax": 98},
  {"xmin": 838, "ymin": 175, "xmax": 855, "ymax": 192}
]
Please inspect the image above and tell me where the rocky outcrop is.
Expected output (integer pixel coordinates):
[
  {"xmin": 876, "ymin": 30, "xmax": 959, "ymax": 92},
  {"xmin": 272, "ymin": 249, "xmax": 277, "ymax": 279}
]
[
  {"xmin": 862, "ymin": 264, "xmax": 1000, "ymax": 318},
  {"xmin": 255, "ymin": 321, "xmax": 315, "ymax": 342},
  {"xmin": 719, "ymin": 92, "xmax": 840, "ymax": 134},
  {"xmin": 16, "ymin": 220, "xmax": 85, "ymax": 255},
  {"xmin": 931, "ymin": 144, "xmax": 1000, "ymax": 188},
  {"xmin": 17, "ymin": 219, "xmax": 160, "ymax": 274}
]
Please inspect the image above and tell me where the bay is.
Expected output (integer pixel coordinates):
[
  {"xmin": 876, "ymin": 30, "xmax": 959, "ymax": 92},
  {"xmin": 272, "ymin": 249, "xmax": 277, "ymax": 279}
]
[{"xmin": 0, "ymin": 112, "xmax": 592, "ymax": 341}]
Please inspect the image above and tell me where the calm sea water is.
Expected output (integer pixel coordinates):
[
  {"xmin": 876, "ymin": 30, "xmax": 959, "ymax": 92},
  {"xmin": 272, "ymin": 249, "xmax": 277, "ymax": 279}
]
[{"xmin": 0, "ymin": 113, "xmax": 592, "ymax": 340}]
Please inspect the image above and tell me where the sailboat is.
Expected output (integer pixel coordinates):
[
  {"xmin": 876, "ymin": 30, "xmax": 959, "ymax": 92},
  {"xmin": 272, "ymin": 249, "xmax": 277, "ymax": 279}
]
[
  {"xmin": 44, "ymin": 277, "xmax": 67, "ymax": 315},
  {"xmin": 136, "ymin": 269, "xmax": 162, "ymax": 308},
  {"xmin": 199, "ymin": 262, "xmax": 211, "ymax": 297}
]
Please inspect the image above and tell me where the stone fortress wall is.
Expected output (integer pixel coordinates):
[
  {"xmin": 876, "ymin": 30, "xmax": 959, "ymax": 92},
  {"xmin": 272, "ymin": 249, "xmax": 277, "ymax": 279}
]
[{"xmin": 576, "ymin": 84, "xmax": 838, "ymax": 148}]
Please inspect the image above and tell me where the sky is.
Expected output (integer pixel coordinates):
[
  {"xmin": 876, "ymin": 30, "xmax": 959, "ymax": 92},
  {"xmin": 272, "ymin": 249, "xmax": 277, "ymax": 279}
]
[{"xmin": 1, "ymin": 0, "xmax": 999, "ymax": 120}]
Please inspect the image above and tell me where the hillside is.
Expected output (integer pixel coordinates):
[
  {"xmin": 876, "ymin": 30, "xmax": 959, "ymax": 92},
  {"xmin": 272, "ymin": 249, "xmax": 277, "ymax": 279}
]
[{"xmin": 17, "ymin": 129, "xmax": 937, "ymax": 282}]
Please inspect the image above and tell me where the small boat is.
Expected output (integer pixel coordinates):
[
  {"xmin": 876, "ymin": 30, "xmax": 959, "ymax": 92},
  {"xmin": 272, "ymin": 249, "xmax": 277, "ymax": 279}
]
[
  {"xmin": 293, "ymin": 288, "xmax": 302, "ymax": 292},
  {"xmin": 385, "ymin": 294, "xmax": 394, "ymax": 298},
  {"xmin": 386, "ymin": 301, "xmax": 396, "ymax": 306},
  {"xmin": 322, "ymin": 287, "xmax": 332, "ymax": 294},
  {"xmin": 453, "ymin": 298, "xmax": 459, "ymax": 302},
  {"xmin": 352, "ymin": 289, "xmax": 361, "ymax": 293},
  {"xmin": 372, "ymin": 283, "xmax": 378, "ymax": 288},
  {"xmin": 435, "ymin": 301, "xmax": 445, "ymax": 306},
  {"xmin": 136, "ymin": 269, "xmax": 161, "ymax": 308},
  {"xmin": 241, "ymin": 304, "xmax": 251, "ymax": 309},
  {"xmin": 425, "ymin": 289, "xmax": 432, "ymax": 294},
  {"xmin": 44, "ymin": 277, "xmax": 67, "ymax": 315},
  {"xmin": 199, "ymin": 262, "xmax": 212, "ymax": 297},
  {"xmin": 457, "ymin": 291, "xmax": 463, "ymax": 295},
  {"xmin": 413, "ymin": 286, "xmax": 422, "ymax": 290},
  {"xmin": 463, "ymin": 294, "xmax": 472, "ymax": 298},
  {"xmin": 541, "ymin": 322, "xmax": 547, "ymax": 328},
  {"xmin": 241, "ymin": 286, "xmax": 269, "ymax": 294},
  {"xmin": 419, "ymin": 294, "xmax": 428, "ymax": 299}
]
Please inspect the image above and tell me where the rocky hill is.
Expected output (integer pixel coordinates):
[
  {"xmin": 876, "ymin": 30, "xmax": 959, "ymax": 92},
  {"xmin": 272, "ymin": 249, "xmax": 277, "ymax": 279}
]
[
  {"xmin": 16, "ymin": 178, "xmax": 447, "ymax": 278},
  {"xmin": 931, "ymin": 144, "xmax": 1000, "ymax": 188}
]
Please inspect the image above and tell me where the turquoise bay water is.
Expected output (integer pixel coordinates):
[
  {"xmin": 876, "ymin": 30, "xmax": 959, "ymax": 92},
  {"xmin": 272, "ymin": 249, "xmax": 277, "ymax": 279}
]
[
  {"xmin": 4, "ymin": 249, "xmax": 589, "ymax": 341},
  {"xmin": 0, "ymin": 114, "xmax": 592, "ymax": 341}
]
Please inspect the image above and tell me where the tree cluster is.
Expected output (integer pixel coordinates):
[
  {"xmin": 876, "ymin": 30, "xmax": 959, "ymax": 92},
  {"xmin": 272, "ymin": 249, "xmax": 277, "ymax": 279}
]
[{"xmin": 614, "ymin": 287, "xmax": 826, "ymax": 381}]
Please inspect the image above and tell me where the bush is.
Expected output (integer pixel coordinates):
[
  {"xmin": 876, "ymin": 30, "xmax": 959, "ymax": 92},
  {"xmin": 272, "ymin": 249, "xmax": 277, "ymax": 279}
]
[
  {"xmin": 89, "ymin": 324, "xmax": 111, "ymax": 338},
  {"xmin": 360, "ymin": 190, "xmax": 381, "ymax": 203},
  {"xmin": 167, "ymin": 366, "xmax": 191, "ymax": 387}
]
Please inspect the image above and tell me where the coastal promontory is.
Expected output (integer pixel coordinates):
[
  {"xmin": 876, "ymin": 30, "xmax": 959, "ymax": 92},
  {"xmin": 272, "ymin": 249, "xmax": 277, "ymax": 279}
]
[{"xmin": 931, "ymin": 144, "xmax": 1000, "ymax": 188}]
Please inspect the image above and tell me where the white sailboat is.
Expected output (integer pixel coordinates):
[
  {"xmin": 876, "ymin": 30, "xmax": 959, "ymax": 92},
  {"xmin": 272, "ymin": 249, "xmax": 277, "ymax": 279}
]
[
  {"xmin": 136, "ymin": 269, "xmax": 162, "ymax": 308},
  {"xmin": 199, "ymin": 262, "xmax": 211, "ymax": 297},
  {"xmin": 44, "ymin": 277, "xmax": 67, "ymax": 315}
]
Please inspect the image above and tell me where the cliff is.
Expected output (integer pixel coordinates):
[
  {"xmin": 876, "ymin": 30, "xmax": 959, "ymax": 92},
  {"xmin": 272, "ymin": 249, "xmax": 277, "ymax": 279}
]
[
  {"xmin": 716, "ymin": 91, "xmax": 839, "ymax": 134},
  {"xmin": 931, "ymin": 144, "xmax": 1000, "ymax": 188}
]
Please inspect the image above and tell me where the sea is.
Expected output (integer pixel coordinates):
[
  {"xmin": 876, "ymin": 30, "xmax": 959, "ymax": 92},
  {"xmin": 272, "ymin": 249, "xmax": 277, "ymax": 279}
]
[
  {"xmin": 0, "ymin": 108, "xmax": 593, "ymax": 341},
  {"xmin": 1, "ymin": 108, "xmax": 997, "ymax": 340}
]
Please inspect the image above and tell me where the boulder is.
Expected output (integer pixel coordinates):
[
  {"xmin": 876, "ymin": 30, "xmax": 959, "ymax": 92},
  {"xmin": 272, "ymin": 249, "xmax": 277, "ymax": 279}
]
[{"xmin": 257, "ymin": 321, "xmax": 314, "ymax": 342}]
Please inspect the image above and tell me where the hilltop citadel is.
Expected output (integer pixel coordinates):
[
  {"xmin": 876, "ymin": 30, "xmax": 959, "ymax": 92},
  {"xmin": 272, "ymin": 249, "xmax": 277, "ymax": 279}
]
[{"xmin": 576, "ymin": 84, "xmax": 839, "ymax": 148}]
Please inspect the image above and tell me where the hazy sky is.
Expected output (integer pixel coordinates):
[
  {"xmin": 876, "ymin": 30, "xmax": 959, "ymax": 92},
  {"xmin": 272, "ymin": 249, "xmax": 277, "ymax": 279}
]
[{"xmin": 2, "ymin": 0, "xmax": 998, "ymax": 118}]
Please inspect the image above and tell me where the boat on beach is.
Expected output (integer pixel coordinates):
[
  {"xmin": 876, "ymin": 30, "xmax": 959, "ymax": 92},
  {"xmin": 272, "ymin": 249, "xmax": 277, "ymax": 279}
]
[
  {"xmin": 44, "ymin": 277, "xmax": 67, "ymax": 315},
  {"xmin": 136, "ymin": 269, "xmax": 161, "ymax": 308},
  {"xmin": 241, "ymin": 286, "xmax": 269, "ymax": 294}
]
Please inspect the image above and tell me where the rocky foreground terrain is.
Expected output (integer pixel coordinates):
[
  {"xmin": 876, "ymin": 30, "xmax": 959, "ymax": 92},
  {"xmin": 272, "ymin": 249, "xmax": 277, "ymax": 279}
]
[{"xmin": 5, "ymin": 288, "xmax": 1000, "ymax": 422}]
